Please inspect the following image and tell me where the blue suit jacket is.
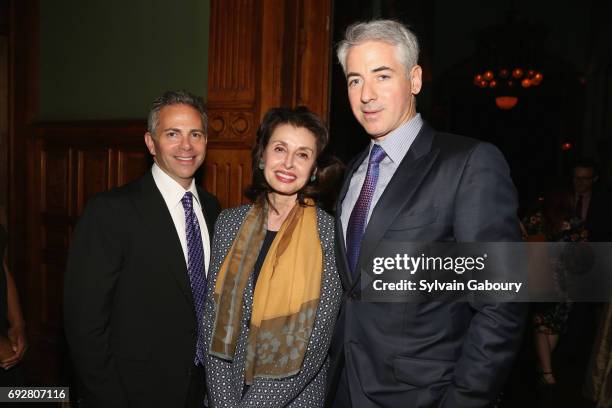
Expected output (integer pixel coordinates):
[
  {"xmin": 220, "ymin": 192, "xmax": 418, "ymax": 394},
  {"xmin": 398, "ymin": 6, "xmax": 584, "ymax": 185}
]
[{"xmin": 327, "ymin": 123, "xmax": 527, "ymax": 407}]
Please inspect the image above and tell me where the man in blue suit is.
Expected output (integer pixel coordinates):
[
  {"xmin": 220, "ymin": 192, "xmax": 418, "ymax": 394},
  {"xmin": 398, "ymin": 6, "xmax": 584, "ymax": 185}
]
[{"xmin": 326, "ymin": 20, "xmax": 526, "ymax": 407}]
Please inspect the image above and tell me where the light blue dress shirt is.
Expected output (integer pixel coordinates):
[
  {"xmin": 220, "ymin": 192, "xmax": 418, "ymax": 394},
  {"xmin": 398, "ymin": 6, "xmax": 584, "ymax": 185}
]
[{"xmin": 341, "ymin": 114, "xmax": 424, "ymax": 242}]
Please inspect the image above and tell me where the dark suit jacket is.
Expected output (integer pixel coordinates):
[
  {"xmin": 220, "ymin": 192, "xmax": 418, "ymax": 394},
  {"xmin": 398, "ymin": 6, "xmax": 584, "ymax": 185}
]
[
  {"xmin": 327, "ymin": 123, "xmax": 527, "ymax": 408},
  {"xmin": 64, "ymin": 170, "xmax": 221, "ymax": 408},
  {"xmin": 582, "ymin": 189, "xmax": 612, "ymax": 242}
]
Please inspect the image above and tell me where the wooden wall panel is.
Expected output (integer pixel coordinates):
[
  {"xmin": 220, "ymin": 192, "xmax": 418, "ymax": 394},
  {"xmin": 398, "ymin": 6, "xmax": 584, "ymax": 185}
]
[
  {"xmin": 208, "ymin": 111, "xmax": 257, "ymax": 142},
  {"xmin": 204, "ymin": 148, "xmax": 252, "ymax": 208},
  {"xmin": 207, "ymin": 0, "xmax": 333, "ymax": 210},
  {"xmin": 77, "ymin": 149, "xmax": 109, "ymax": 213},
  {"xmin": 208, "ymin": 0, "xmax": 258, "ymax": 105},
  {"xmin": 117, "ymin": 149, "xmax": 149, "ymax": 186},
  {"xmin": 207, "ymin": 0, "xmax": 260, "ymax": 145},
  {"xmin": 294, "ymin": 0, "xmax": 331, "ymax": 117},
  {"xmin": 40, "ymin": 148, "xmax": 70, "ymax": 214},
  {"xmin": 26, "ymin": 122, "xmax": 149, "ymax": 385}
]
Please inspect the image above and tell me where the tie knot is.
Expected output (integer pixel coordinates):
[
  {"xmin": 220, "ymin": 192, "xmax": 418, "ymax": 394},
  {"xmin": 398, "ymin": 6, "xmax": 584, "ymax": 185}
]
[
  {"xmin": 369, "ymin": 144, "xmax": 386, "ymax": 165},
  {"xmin": 181, "ymin": 191, "xmax": 193, "ymax": 211}
]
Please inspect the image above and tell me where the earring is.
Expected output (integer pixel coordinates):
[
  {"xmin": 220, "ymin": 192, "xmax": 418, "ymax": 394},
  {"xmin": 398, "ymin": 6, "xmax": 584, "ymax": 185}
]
[
  {"xmin": 258, "ymin": 159, "xmax": 264, "ymax": 170},
  {"xmin": 310, "ymin": 168, "xmax": 317, "ymax": 182}
]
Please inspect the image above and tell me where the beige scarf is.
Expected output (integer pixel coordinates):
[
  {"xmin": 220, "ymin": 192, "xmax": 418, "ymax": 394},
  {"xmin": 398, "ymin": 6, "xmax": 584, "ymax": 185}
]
[{"xmin": 210, "ymin": 200, "xmax": 323, "ymax": 384}]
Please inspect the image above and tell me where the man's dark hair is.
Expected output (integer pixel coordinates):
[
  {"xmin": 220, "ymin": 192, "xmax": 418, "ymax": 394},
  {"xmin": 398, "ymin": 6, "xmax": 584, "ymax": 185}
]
[
  {"xmin": 573, "ymin": 157, "xmax": 599, "ymax": 176},
  {"xmin": 147, "ymin": 90, "xmax": 207, "ymax": 135}
]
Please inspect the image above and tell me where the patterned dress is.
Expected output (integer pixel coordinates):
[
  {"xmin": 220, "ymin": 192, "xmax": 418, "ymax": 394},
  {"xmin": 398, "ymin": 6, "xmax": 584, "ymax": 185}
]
[
  {"xmin": 203, "ymin": 205, "xmax": 342, "ymax": 407},
  {"xmin": 523, "ymin": 212, "xmax": 589, "ymax": 334}
]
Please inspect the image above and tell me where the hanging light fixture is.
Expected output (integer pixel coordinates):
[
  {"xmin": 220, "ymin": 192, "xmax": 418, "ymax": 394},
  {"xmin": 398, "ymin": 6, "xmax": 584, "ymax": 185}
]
[
  {"xmin": 471, "ymin": 9, "xmax": 545, "ymax": 110},
  {"xmin": 474, "ymin": 67, "xmax": 543, "ymax": 110},
  {"xmin": 495, "ymin": 96, "xmax": 518, "ymax": 110}
]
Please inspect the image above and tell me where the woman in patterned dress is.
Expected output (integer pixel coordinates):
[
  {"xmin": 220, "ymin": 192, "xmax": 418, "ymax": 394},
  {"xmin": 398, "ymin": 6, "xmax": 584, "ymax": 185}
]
[
  {"xmin": 523, "ymin": 190, "xmax": 589, "ymax": 386},
  {"xmin": 203, "ymin": 107, "xmax": 344, "ymax": 407}
]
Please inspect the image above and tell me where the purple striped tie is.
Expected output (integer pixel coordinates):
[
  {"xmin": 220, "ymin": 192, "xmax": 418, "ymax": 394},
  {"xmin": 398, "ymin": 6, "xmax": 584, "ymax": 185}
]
[
  {"xmin": 346, "ymin": 144, "xmax": 386, "ymax": 277},
  {"xmin": 181, "ymin": 192, "xmax": 207, "ymax": 365}
]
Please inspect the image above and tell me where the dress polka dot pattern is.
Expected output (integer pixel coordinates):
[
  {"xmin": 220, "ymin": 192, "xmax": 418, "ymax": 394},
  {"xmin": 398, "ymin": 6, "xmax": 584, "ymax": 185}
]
[{"xmin": 203, "ymin": 205, "xmax": 342, "ymax": 407}]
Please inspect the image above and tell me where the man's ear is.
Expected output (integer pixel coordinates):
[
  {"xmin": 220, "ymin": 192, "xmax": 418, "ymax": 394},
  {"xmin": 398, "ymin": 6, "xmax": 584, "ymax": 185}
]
[
  {"xmin": 144, "ymin": 132, "xmax": 156, "ymax": 156},
  {"xmin": 410, "ymin": 65, "xmax": 423, "ymax": 95}
]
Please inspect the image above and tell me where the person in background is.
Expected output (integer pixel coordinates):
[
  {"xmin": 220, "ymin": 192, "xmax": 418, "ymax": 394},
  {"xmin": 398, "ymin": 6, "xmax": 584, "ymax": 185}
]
[
  {"xmin": 522, "ymin": 190, "xmax": 588, "ymax": 386},
  {"xmin": 204, "ymin": 107, "xmax": 343, "ymax": 407},
  {"xmin": 573, "ymin": 160, "xmax": 612, "ymax": 407},
  {"xmin": 0, "ymin": 223, "xmax": 27, "ymax": 385},
  {"xmin": 571, "ymin": 158, "xmax": 612, "ymax": 242}
]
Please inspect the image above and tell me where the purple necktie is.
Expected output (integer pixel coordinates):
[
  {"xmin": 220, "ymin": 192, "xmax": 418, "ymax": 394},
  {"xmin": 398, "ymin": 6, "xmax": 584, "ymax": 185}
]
[
  {"xmin": 181, "ymin": 192, "xmax": 206, "ymax": 365},
  {"xmin": 346, "ymin": 144, "xmax": 386, "ymax": 277}
]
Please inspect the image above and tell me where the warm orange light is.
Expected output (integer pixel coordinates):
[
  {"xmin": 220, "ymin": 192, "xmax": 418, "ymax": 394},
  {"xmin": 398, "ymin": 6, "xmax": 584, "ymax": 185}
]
[
  {"xmin": 499, "ymin": 68, "xmax": 509, "ymax": 78},
  {"xmin": 483, "ymin": 70, "xmax": 494, "ymax": 81},
  {"xmin": 489, "ymin": 80, "xmax": 497, "ymax": 88},
  {"xmin": 478, "ymin": 80, "xmax": 488, "ymax": 88},
  {"xmin": 521, "ymin": 78, "xmax": 532, "ymax": 88},
  {"xmin": 527, "ymin": 70, "xmax": 535, "ymax": 78},
  {"xmin": 561, "ymin": 142, "xmax": 573, "ymax": 151},
  {"xmin": 495, "ymin": 96, "xmax": 518, "ymax": 110},
  {"xmin": 532, "ymin": 73, "xmax": 543, "ymax": 85},
  {"xmin": 512, "ymin": 68, "xmax": 524, "ymax": 78}
]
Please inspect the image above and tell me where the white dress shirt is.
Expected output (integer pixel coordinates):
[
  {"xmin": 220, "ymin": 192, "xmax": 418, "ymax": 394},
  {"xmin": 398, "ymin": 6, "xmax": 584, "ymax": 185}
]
[{"xmin": 151, "ymin": 163, "xmax": 211, "ymax": 275}]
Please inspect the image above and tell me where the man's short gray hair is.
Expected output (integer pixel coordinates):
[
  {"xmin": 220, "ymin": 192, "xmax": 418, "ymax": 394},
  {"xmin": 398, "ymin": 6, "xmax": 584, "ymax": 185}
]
[
  {"xmin": 147, "ymin": 90, "xmax": 207, "ymax": 135},
  {"xmin": 337, "ymin": 20, "xmax": 420, "ymax": 76}
]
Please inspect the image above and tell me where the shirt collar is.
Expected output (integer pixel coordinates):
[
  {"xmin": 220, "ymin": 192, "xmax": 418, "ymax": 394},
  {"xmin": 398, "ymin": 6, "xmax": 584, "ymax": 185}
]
[
  {"xmin": 151, "ymin": 163, "xmax": 201, "ymax": 209},
  {"xmin": 371, "ymin": 113, "xmax": 423, "ymax": 163}
]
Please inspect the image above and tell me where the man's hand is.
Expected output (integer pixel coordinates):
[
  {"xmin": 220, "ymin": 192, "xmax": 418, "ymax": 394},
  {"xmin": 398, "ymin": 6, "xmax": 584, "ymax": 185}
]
[{"xmin": 0, "ymin": 325, "xmax": 27, "ymax": 370}]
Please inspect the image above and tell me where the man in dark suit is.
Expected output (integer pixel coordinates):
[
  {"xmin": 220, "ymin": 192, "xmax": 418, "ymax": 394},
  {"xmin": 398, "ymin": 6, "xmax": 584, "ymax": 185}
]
[
  {"xmin": 572, "ymin": 158, "xmax": 612, "ymax": 242},
  {"xmin": 558, "ymin": 158, "xmax": 612, "ymax": 391},
  {"xmin": 326, "ymin": 20, "xmax": 526, "ymax": 407},
  {"xmin": 64, "ymin": 90, "xmax": 221, "ymax": 407}
]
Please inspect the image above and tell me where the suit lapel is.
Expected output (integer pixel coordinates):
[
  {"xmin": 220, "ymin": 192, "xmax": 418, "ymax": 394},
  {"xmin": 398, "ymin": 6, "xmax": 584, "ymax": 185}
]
[
  {"xmin": 336, "ymin": 148, "xmax": 370, "ymax": 289},
  {"xmin": 357, "ymin": 124, "xmax": 439, "ymax": 279},
  {"xmin": 132, "ymin": 172, "xmax": 194, "ymax": 307},
  {"xmin": 196, "ymin": 187, "xmax": 216, "ymax": 238}
]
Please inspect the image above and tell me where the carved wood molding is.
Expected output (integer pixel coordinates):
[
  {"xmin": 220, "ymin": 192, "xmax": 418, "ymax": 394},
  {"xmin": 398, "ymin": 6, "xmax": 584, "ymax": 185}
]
[
  {"xmin": 206, "ymin": 0, "xmax": 332, "ymax": 210},
  {"xmin": 207, "ymin": 109, "xmax": 256, "ymax": 143}
]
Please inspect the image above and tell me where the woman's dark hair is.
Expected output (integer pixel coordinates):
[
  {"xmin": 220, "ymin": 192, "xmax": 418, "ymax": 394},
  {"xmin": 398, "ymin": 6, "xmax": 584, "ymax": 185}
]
[{"xmin": 245, "ymin": 107, "xmax": 344, "ymax": 212}]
